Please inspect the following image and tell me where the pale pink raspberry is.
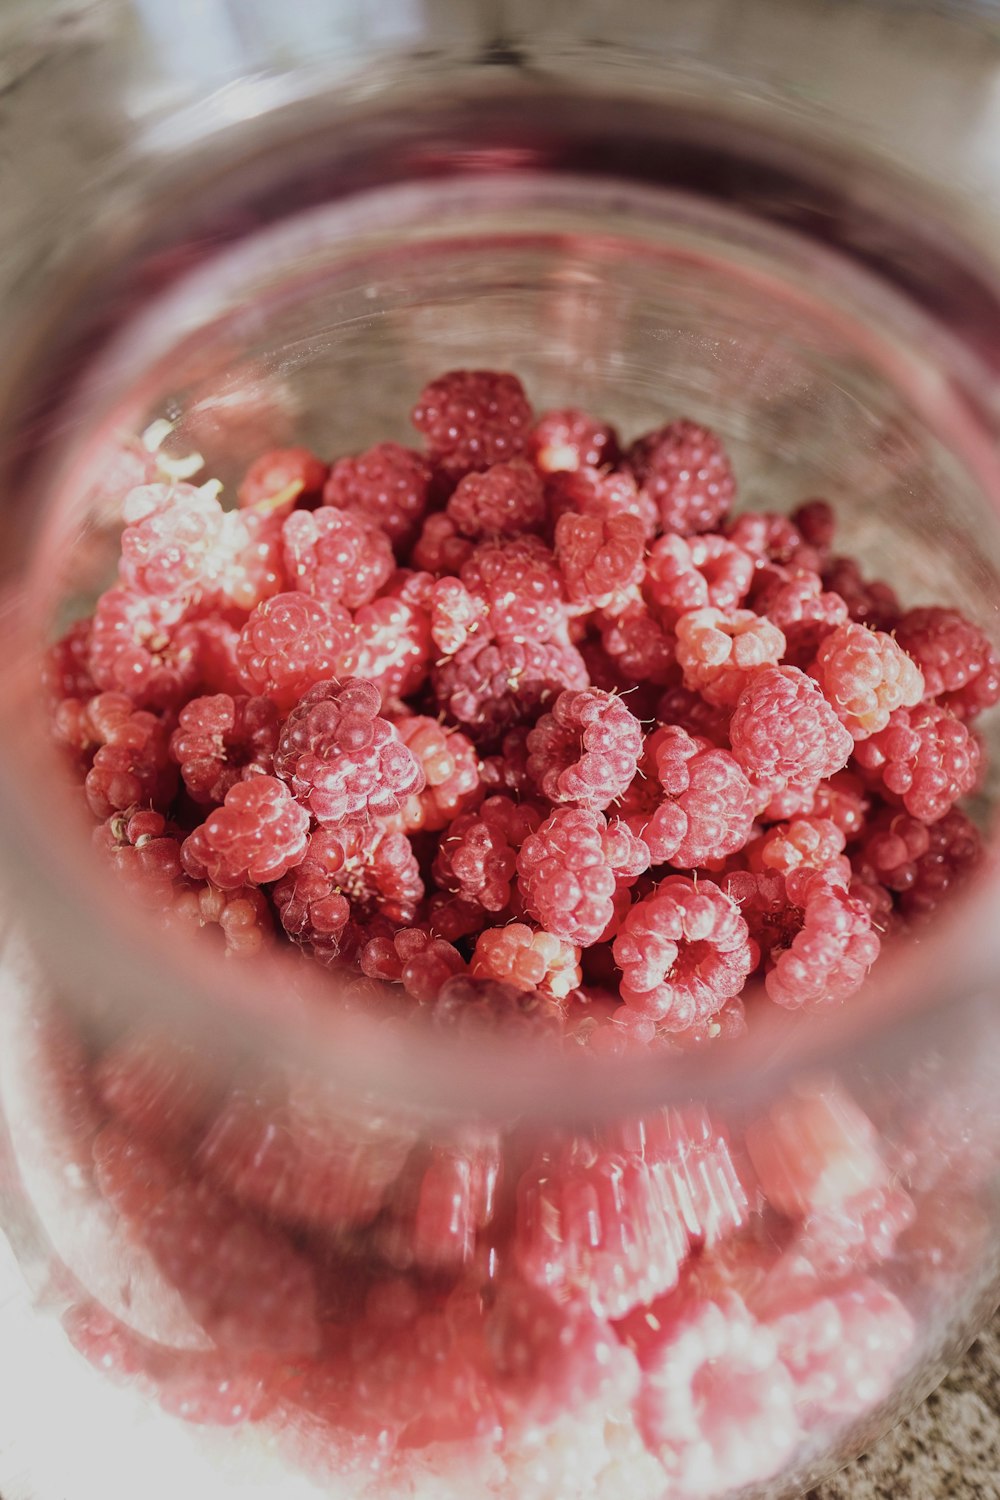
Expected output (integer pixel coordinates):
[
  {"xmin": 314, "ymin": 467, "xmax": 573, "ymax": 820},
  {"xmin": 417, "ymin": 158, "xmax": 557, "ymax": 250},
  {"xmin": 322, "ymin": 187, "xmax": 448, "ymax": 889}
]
[
  {"xmin": 410, "ymin": 511, "xmax": 474, "ymax": 574},
  {"xmin": 517, "ymin": 806, "xmax": 649, "ymax": 946},
  {"xmin": 411, "ymin": 368, "xmax": 533, "ymax": 478},
  {"xmin": 895, "ymin": 604, "xmax": 1000, "ymax": 720},
  {"xmin": 433, "ymin": 795, "xmax": 541, "ymax": 913},
  {"xmin": 645, "ymin": 532, "xmax": 754, "ymax": 621},
  {"xmin": 432, "ymin": 634, "xmax": 588, "ymax": 742},
  {"xmin": 621, "ymin": 724, "xmax": 756, "ymax": 868},
  {"xmin": 164, "ymin": 880, "xmax": 274, "ymax": 958},
  {"xmin": 89, "ymin": 587, "xmax": 204, "ymax": 711},
  {"xmin": 212, "ymin": 510, "xmax": 287, "ymax": 613},
  {"xmin": 726, "ymin": 510, "xmax": 819, "ymax": 570},
  {"xmin": 343, "ymin": 577, "xmax": 433, "ymax": 703},
  {"xmin": 852, "ymin": 701, "xmax": 981, "ymax": 822},
  {"xmin": 388, "ymin": 715, "xmax": 482, "ymax": 832},
  {"xmin": 811, "ymin": 621, "xmax": 924, "ymax": 738},
  {"xmin": 238, "ymin": 446, "xmax": 328, "ymax": 513},
  {"xmin": 525, "ymin": 687, "xmax": 643, "ymax": 809},
  {"xmin": 528, "ymin": 407, "xmax": 620, "ymax": 473},
  {"xmin": 323, "ymin": 441, "xmax": 432, "ymax": 549},
  {"xmin": 459, "ymin": 533, "xmax": 567, "ymax": 642},
  {"xmin": 360, "ymin": 927, "xmax": 467, "ymax": 1003},
  {"xmin": 118, "ymin": 483, "xmax": 226, "ymax": 601},
  {"xmin": 553, "ymin": 511, "xmax": 647, "ymax": 610},
  {"xmin": 729, "ymin": 665, "xmax": 854, "ymax": 796},
  {"xmin": 281, "ymin": 506, "xmax": 394, "ymax": 610},
  {"xmin": 545, "ymin": 464, "xmax": 659, "ymax": 539},
  {"xmin": 235, "ymin": 592, "xmax": 354, "ymax": 710},
  {"xmin": 180, "ymin": 775, "xmax": 309, "ymax": 889},
  {"xmin": 428, "ymin": 577, "xmax": 488, "ymax": 656},
  {"xmin": 745, "ymin": 816, "xmax": 849, "ymax": 881},
  {"xmin": 169, "ymin": 693, "xmax": 280, "ymax": 805},
  {"xmin": 471, "ymin": 923, "xmax": 581, "ymax": 999},
  {"xmin": 749, "ymin": 564, "xmax": 850, "ymax": 665},
  {"xmin": 675, "ymin": 606, "xmax": 785, "ymax": 707},
  {"xmin": 598, "ymin": 597, "xmax": 677, "ymax": 685},
  {"xmin": 744, "ymin": 1079, "xmax": 887, "ymax": 1218},
  {"xmin": 274, "ymin": 824, "xmax": 424, "ymax": 950}
]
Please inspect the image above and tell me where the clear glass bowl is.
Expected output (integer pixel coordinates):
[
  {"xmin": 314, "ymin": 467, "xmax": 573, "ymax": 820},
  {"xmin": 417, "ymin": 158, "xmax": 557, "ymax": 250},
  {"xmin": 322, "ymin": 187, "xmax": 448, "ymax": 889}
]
[{"xmin": 1, "ymin": 5, "xmax": 1000, "ymax": 1499}]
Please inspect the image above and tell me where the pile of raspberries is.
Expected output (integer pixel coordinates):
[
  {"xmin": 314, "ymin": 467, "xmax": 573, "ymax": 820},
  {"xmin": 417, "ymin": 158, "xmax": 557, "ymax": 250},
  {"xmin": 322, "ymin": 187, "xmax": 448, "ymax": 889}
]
[{"xmin": 48, "ymin": 369, "xmax": 997, "ymax": 1049}]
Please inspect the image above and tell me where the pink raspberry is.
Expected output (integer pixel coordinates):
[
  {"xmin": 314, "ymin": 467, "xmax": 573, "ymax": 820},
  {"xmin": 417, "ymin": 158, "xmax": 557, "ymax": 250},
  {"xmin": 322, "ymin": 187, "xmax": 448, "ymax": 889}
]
[
  {"xmin": 93, "ymin": 808, "xmax": 183, "ymax": 907},
  {"xmin": 525, "ymin": 686, "xmax": 643, "ymax": 809},
  {"xmin": 429, "ymin": 576, "xmax": 489, "ymax": 655},
  {"xmin": 169, "ymin": 692, "xmax": 279, "ymax": 805},
  {"xmin": 898, "ymin": 807, "xmax": 981, "ymax": 920},
  {"xmin": 238, "ymin": 446, "xmax": 328, "ymax": 514},
  {"xmin": 895, "ymin": 604, "xmax": 1000, "ymax": 720},
  {"xmin": 281, "ymin": 507, "xmax": 394, "ymax": 609},
  {"xmin": 645, "ymin": 532, "xmax": 754, "ymax": 621},
  {"xmin": 323, "ymin": 441, "xmax": 432, "ymax": 548},
  {"xmin": 471, "ymin": 923, "xmax": 581, "ymax": 999},
  {"xmin": 528, "ymin": 407, "xmax": 620, "ymax": 473},
  {"xmin": 432, "ymin": 633, "xmax": 588, "ymax": 742},
  {"xmin": 393, "ymin": 1136, "xmax": 502, "ymax": 1273},
  {"xmin": 607, "ymin": 1105, "xmax": 751, "ymax": 1246},
  {"xmin": 853, "ymin": 701, "xmax": 980, "ymax": 821},
  {"xmin": 598, "ymin": 597, "xmax": 676, "ymax": 685},
  {"xmin": 729, "ymin": 665, "xmax": 854, "ymax": 795},
  {"xmin": 620, "ymin": 1289, "xmax": 800, "ymax": 1495},
  {"xmin": 180, "ymin": 775, "xmax": 309, "ymax": 889},
  {"xmin": 274, "ymin": 824, "xmax": 424, "ymax": 956},
  {"xmin": 749, "ymin": 564, "xmax": 849, "ymax": 664},
  {"xmin": 676, "ymin": 605, "xmax": 785, "ymax": 707},
  {"xmin": 788, "ymin": 1179, "xmax": 916, "ymax": 1278},
  {"xmin": 621, "ymin": 724, "xmax": 756, "ymax": 868},
  {"xmin": 517, "ymin": 806, "xmax": 649, "ymax": 946},
  {"xmin": 59, "ymin": 692, "xmax": 177, "ymax": 818},
  {"xmin": 726, "ymin": 510, "xmax": 817, "ymax": 570},
  {"xmin": 361, "ymin": 927, "xmax": 467, "ymax": 1002},
  {"xmin": 811, "ymin": 621, "xmax": 923, "ymax": 738},
  {"xmin": 410, "ymin": 511, "xmax": 474, "ymax": 574},
  {"xmin": 388, "ymin": 715, "xmax": 482, "ymax": 832},
  {"xmin": 459, "ymin": 533, "xmax": 567, "ymax": 642},
  {"xmin": 89, "ymin": 586, "xmax": 204, "ymax": 710},
  {"xmin": 655, "ymin": 682, "xmax": 732, "ymax": 745},
  {"xmin": 44, "ymin": 617, "xmax": 96, "ymax": 701},
  {"xmin": 411, "ymin": 368, "xmax": 533, "ymax": 478},
  {"xmin": 273, "ymin": 678, "xmax": 424, "ymax": 826},
  {"xmin": 762, "ymin": 767, "xmax": 870, "ymax": 838},
  {"xmin": 165, "ymin": 880, "xmax": 274, "ymax": 958},
  {"xmin": 344, "ymin": 575, "xmax": 433, "ymax": 703},
  {"xmin": 613, "ymin": 875, "xmax": 755, "ymax": 1028},
  {"xmin": 446, "ymin": 458, "xmax": 546, "ymax": 538},
  {"xmin": 744, "ymin": 1079, "xmax": 887, "ymax": 1218},
  {"xmin": 433, "ymin": 794, "xmax": 541, "ymax": 913},
  {"xmin": 205, "ymin": 507, "xmax": 288, "ymax": 615},
  {"xmin": 118, "ymin": 483, "xmax": 226, "ymax": 601},
  {"xmin": 553, "ymin": 510, "xmax": 646, "ymax": 610},
  {"xmin": 235, "ymin": 592, "xmax": 354, "ymax": 710},
  {"xmin": 746, "ymin": 815, "xmax": 848, "ymax": 880},
  {"xmin": 821, "ymin": 555, "xmax": 901, "ymax": 631},
  {"xmin": 545, "ymin": 464, "xmax": 658, "ymax": 539},
  {"xmin": 515, "ymin": 1142, "xmax": 689, "ymax": 1319},
  {"xmin": 627, "ymin": 418, "xmax": 736, "ymax": 535},
  {"xmin": 791, "ymin": 498, "xmax": 836, "ymax": 554},
  {"xmin": 426, "ymin": 973, "xmax": 565, "ymax": 1039}
]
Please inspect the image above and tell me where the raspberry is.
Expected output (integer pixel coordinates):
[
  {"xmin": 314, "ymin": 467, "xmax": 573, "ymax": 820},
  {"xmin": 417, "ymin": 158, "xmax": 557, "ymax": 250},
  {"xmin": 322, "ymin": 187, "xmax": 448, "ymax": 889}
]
[
  {"xmin": 848, "ymin": 874, "xmax": 895, "ymax": 934},
  {"xmin": 180, "ymin": 775, "xmax": 309, "ymax": 889},
  {"xmin": 790, "ymin": 498, "xmax": 836, "ymax": 554},
  {"xmin": 726, "ymin": 510, "xmax": 817, "ymax": 570},
  {"xmin": 406, "ymin": 1136, "xmax": 502, "ymax": 1272},
  {"xmin": 273, "ymin": 677, "xmax": 423, "ymax": 825},
  {"xmin": 94, "ymin": 808, "xmax": 183, "ymax": 906},
  {"xmin": 528, "ymin": 407, "xmax": 620, "ymax": 473},
  {"xmin": 446, "ymin": 458, "xmax": 546, "ymax": 538},
  {"xmin": 607, "ymin": 1106, "xmax": 751, "ymax": 1246},
  {"xmin": 434, "ymin": 794, "xmax": 541, "ymax": 913},
  {"xmin": 612, "ymin": 875, "xmax": 755, "ymax": 1028},
  {"xmin": 118, "ymin": 482, "xmax": 225, "ymax": 601},
  {"xmin": 788, "ymin": 1180, "xmax": 916, "ymax": 1278},
  {"xmin": 411, "ymin": 511, "xmax": 474, "ymax": 574},
  {"xmin": 411, "ymin": 368, "xmax": 533, "ymax": 478},
  {"xmin": 517, "ymin": 806, "xmax": 649, "ymax": 946},
  {"xmin": 811, "ymin": 621, "xmax": 923, "ymax": 739},
  {"xmin": 471, "ymin": 923, "xmax": 581, "ymax": 999},
  {"xmin": 459, "ymin": 533, "xmax": 567, "ymax": 642},
  {"xmin": 675, "ymin": 606, "xmax": 786, "ymax": 707},
  {"xmin": 344, "ymin": 578, "xmax": 434, "ymax": 703},
  {"xmin": 169, "ymin": 692, "xmax": 279, "ymax": 805},
  {"xmin": 388, "ymin": 715, "xmax": 482, "ymax": 832},
  {"xmin": 92, "ymin": 1028, "xmax": 216, "ymax": 1149},
  {"xmin": 821, "ymin": 555, "xmax": 901, "ymax": 631},
  {"xmin": 429, "ymin": 576, "xmax": 489, "ymax": 656},
  {"xmin": 432, "ymin": 633, "xmax": 588, "ymax": 742},
  {"xmin": 274, "ymin": 823, "xmax": 424, "ymax": 952},
  {"xmin": 729, "ymin": 665, "xmax": 854, "ymax": 795},
  {"xmin": 744, "ymin": 1078, "xmax": 886, "ymax": 1217},
  {"xmin": 426, "ymin": 973, "xmax": 565, "ymax": 1038},
  {"xmin": 746, "ymin": 816, "xmax": 848, "ymax": 880},
  {"xmin": 895, "ymin": 605, "xmax": 1000, "ymax": 720},
  {"xmin": 89, "ymin": 586, "xmax": 204, "ymax": 710},
  {"xmin": 627, "ymin": 418, "xmax": 736, "ymax": 535},
  {"xmin": 621, "ymin": 725, "xmax": 755, "ymax": 868},
  {"xmin": 525, "ymin": 687, "xmax": 643, "ymax": 809},
  {"xmin": 44, "ymin": 617, "xmax": 96, "ymax": 701},
  {"xmin": 655, "ymin": 682, "xmax": 732, "ymax": 746},
  {"xmin": 898, "ymin": 806, "xmax": 981, "ymax": 920},
  {"xmin": 853, "ymin": 809, "xmax": 931, "ymax": 893},
  {"xmin": 749, "ymin": 564, "xmax": 849, "ymax": 665},
  {"xmin": 763, "ymin": 766, "xmax": 871, "ymax": 838},
  {"xmin": 210, "ymin": 509, "xmax": 288, "ymax": 614},
  {"xmin": 645, "ymin": 532, "xmax": 754, "ymax": 621},
  {"xmin": 515, "ymin": 1142, "xmax": 688, "ymax": 1318},
  {"xmin": 598, "ymin": 597, "xmax": 676, "ymax": 685},
  {"xmin": 361, "ymin": 927, "xmax": 467, "ymax": 1002},
  {"xmin": 546, "ymin": 464, "xmax": 659, "ymax": 539},
  {"xmin": 620, "ymin": 1289, "xmax": 799, "ymax": 1495},
  {"xmin": 93, "ymin": 1125, "xmax": 321, "ymax": 1354},
  {"xmin": 190, "ymin": 614, "xmax": 244, "ymax": 695},
  {"xmin": 238, "ymin": 446, "xmax": 327, "ymax": 514},
  {"xmin": 281, "ymin": 506, "xmax": 394, "ymax": 610},
  {"xmin": 553, "ymin": 511, "xmax": 646, "ymax": 610},
  {"xmin": 853, "ymin": 701, "xmax": 980, "ymax": 821},
  {"xmin": 61, "ymin": 692, "xmax": 177, "ymax": 819},
  {"xmin": 324, "ymin": 441, "xmax": 432, "ymax": 549},
  {"xmin": 235, "ymin": 592, "xmax": 354, "ymax": 710},
  {"xmin": 165, "ymin": 879, "xmax": 274, "ymax": 957},
  {"xmin": 427, "ymin": 891, "xmax": 490, "ymax": 943}
]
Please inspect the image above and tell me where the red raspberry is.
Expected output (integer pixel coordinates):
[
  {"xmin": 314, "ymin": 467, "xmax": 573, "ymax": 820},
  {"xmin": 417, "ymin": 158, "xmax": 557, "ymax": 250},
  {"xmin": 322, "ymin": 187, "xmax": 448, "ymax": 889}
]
[
  {"xmin": 645, "ymin": 532, "xmax": 754, "ymax": 621},
  {"xmin": 790, "ymin": 498, "xmax": 836, "ymax": 554},
  {"xmin": 607, "ymin": 1105, "xmax": 751, "ymax": 1246},
  {"xmin": 44, "ymin": 617, "xmax": 96, "ymax": 701},
  {"xmin": 478, "ymin": 726, "xmax": 532, "ymax": 798},
  {"xmin": 433, "ymin": 794, "xmax": 541, "ymax": 913},
  {"xmin": 613, "ymin": 875, "xmax": 755, "ymax": 1028},
  {"xmin": 169, "ymin": 692, "xmax": 279, "ymax": 805},
  {"xmin": 471, "ymin": 923, "xmax": 581, "ymax": 999},
  {"xmin": 429, "ymin": 576, "xmax": 489, "ymax": 655},
  {"xmin": 274, "ymin": 824, "xmax": 423, "ymax": 953},
  {"xmin": 411, "ymin": 368, "xmax": 533, "ymax": 478},
  {"xmin": 726, "ymin": 510, "xmax": 818, "ymax": 570},
  {"xmin": 749, "ymin": 564, "xmax": 849, "ymax": 664},
  {"xmin": 821, "ymin": 555, "xmax": 901, "ymax": 631},
  {"xmin": 528, "ymin": 407, "xmax": 620, "ymax": 473},
  {"xmin": 729, "ymin": 665, "xmax": 854, "ymax": 795},
  {"xmin": 853, "ymin": 701, "xmax": 980, "ymax": 821},
  {"xmin": 811, "ymin": 621, "xmax": 923, "ymax": 739},
  {"xmin": 427, "ymin": 891, "xmax": 490, "ymax": 943},
  {"xmin": 598, "ymin": 597, "xmax": 676, "ymax": 685},
  {"xmin": 525, "ymin": 686, "xmax": 643, "ymax": 809},
  {"xmin": 853, "ymin": 809, "xmax": 932, "ymax": 894},
  {"xmin": 93, "ymin": 808, "xmax": 183, "ymax": 906},
  {"xmin": 553, "ymin": 510, "xmax": 646, "ymax": 610},
  {"xmin": 898, "ymin": 807, "xmax": 981, "ymax": 920},
  {"xmin": 238, "ymin": 446, "xmax": 328, "ymax": 514},
  {"xmin": 426, "ymin": 973, "xmax": 565, "ymax": 1038},
  {"xmin": 655, "ymin": 682, "xmax": 732, "ymax": 745},
  {"xmin": 620, "ymin": 1289, "xmax": 799, "ymax": 1495},
  {"xmin": 180, "ymin": 775, "xmax": 309, "ymax": 889},
  {"xmin": 210, "ymin": 509, "xmax": 287, "ymax": 614},
  {"xmin": 745, "ymin": 1079, "xmax": 887, "ymax": 1218},
  {"xmin": 388, "ymin": 715, "xmax": 482, "ymax": 832},
  {"xmin": 92, "ymin": 1027, "xmax": 216, "ymax": 1149},
  {"xmin": 323, "ymin": 441, "xmax": 432, "ymax": 549},
  {"xmin": 281, "ymin": 507, "xmax": 394, "ymax": 609},
  {"xmin": 273, "ymin": 678, "xmax": 423, "ymax": 825},
  {"xmin": 191, "ymin": 614, "xmax": 244, "ymax": 696},
  {"xmin": 344, "ymin": 576, "xmax": 433, "ymax": 703},
  {"xmin": 761, "ymin": 767, "xmax": 870, "ymax": 837},
  {"xmin": 165, "ymin": 879, "xmax": 274, "ymax": 957},
  {"xmin": 517, "ymin": 806, "xmax": 649, "ymax": 946},
  {"xmin": 60, "ymin": 692, "xmax": 177, "ymax": 818},
  {"xmin": 235, "ymin": 592, "xmax": 354, "ymax": 710},
  {"xmin": 446, "ymin": 458, "xmax": 546, "ymax": 538},
  {"xmin": 621, "ymin": 724, "xmax": 755, "ymax": 868},
  {"xmin": 545, "ymin": 464, "xmax": 659, "ymax": 539},
  {"xmin": 361, "ymin": 927, "xmax": 467, "ymax": 1002},
  {"xmin": 459, "ymin": 533, "xmax": 567, "ymax": 642},
  {"xmin": 515, "ymin": 1142, "xmax": 688, "ymax": 1318},
  {"xmin": 411, "ymin": 511, "xmax": 474, "ymax": 574},
  {"xmin": 895, "ymin": 604, "xmax": 1000, "ymax": 720},
  {"xmin": 94, "ymin": 1125, "xmax": 321, "ymax": 1355},
  {"xmin": 676, "ymin": 606, "xmax": 786, "ymax": 707},
  {"xmin": 848, "ymin": 874, "xmax": 895, "ymax": 934},
  {"xmin": 118, "ymin": 482, "xmax": 225, "ymax": 601},
  {"xmin": 746, "ymin": 816, "xmax": 848, "ymax": 881},
  {"xmin": 627, "ymin": 418, "xmax": 736, "ymax": 535},
  {"xmin": 432, "ymin": 633, "xmax": 588, "ymax": 742},
  {"xmin": 89, "ymin": 586, "xmax": 204, "ymax": 710}
]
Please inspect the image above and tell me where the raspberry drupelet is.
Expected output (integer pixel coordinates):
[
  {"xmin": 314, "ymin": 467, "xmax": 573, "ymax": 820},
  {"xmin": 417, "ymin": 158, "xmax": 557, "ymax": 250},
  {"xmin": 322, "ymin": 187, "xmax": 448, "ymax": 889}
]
[
  {"xmin": 517, "ymin": 806, "xmax": 649, "ymax": 947},
  {"xmin": 894, "ymin": 604, "xmax": 1000, "ymax": 720},
  {"xmin": 323, "ymin": 441, "xmax": 432, "ymax": 549},
  {"xmin": 811, "ymin": 621, "xmax": 924, "ymax": 739},
  {"xmin": 675, "ymin": 606, "xmax": 786, "ymax": 707},
  {"xmin": 525, "ymin": 687, "xmax": 644, "ymax": 810},
  {"xmin": 235, "ymin": 592, "xmax": 354, "ymax": 710},
  {"xmin": 528, "ymin": 407, "xmax": 620, "ymax": 473},
  {"xmin": 281, "ymin": 507, "xmax": 395, "ymax": 609},
  {"xmin": 181, "ymin": 775, "xmax": 309, "ymax": 890},
  {"xmin": 433, "ymin": 795, "xmax": 542, "ymax": 914},
  {"xmin": 446, "ymin": 459, "xmax": 547, "ymax": 538},
  {"xmin": 554, "ymin": 511, "xmax": 647, "ymax": 611},
  {"xmin": 852, "ymin": 701, "xmax": 981, "ymax": 822},
  {"xmin": 627, "ymin": 418, "xmax": 737, "ymax": 535},
  {"xmin": 622, "ymin": 724, "xmax": 756, "ymax": 868},
  {"xmin": 411, "ymin": 369, "xmax": 533, "ymax": 478},
  {"xmin": 729, "ymin": 666, "xmax": 854, "ymax": 796},
  {"xmin": 169, "ymin": 693, "xmax": 280, "ymax": 805},
  {"xmin": 273, "ymin": 678, "xmax": 424, "ymax": 826}
]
